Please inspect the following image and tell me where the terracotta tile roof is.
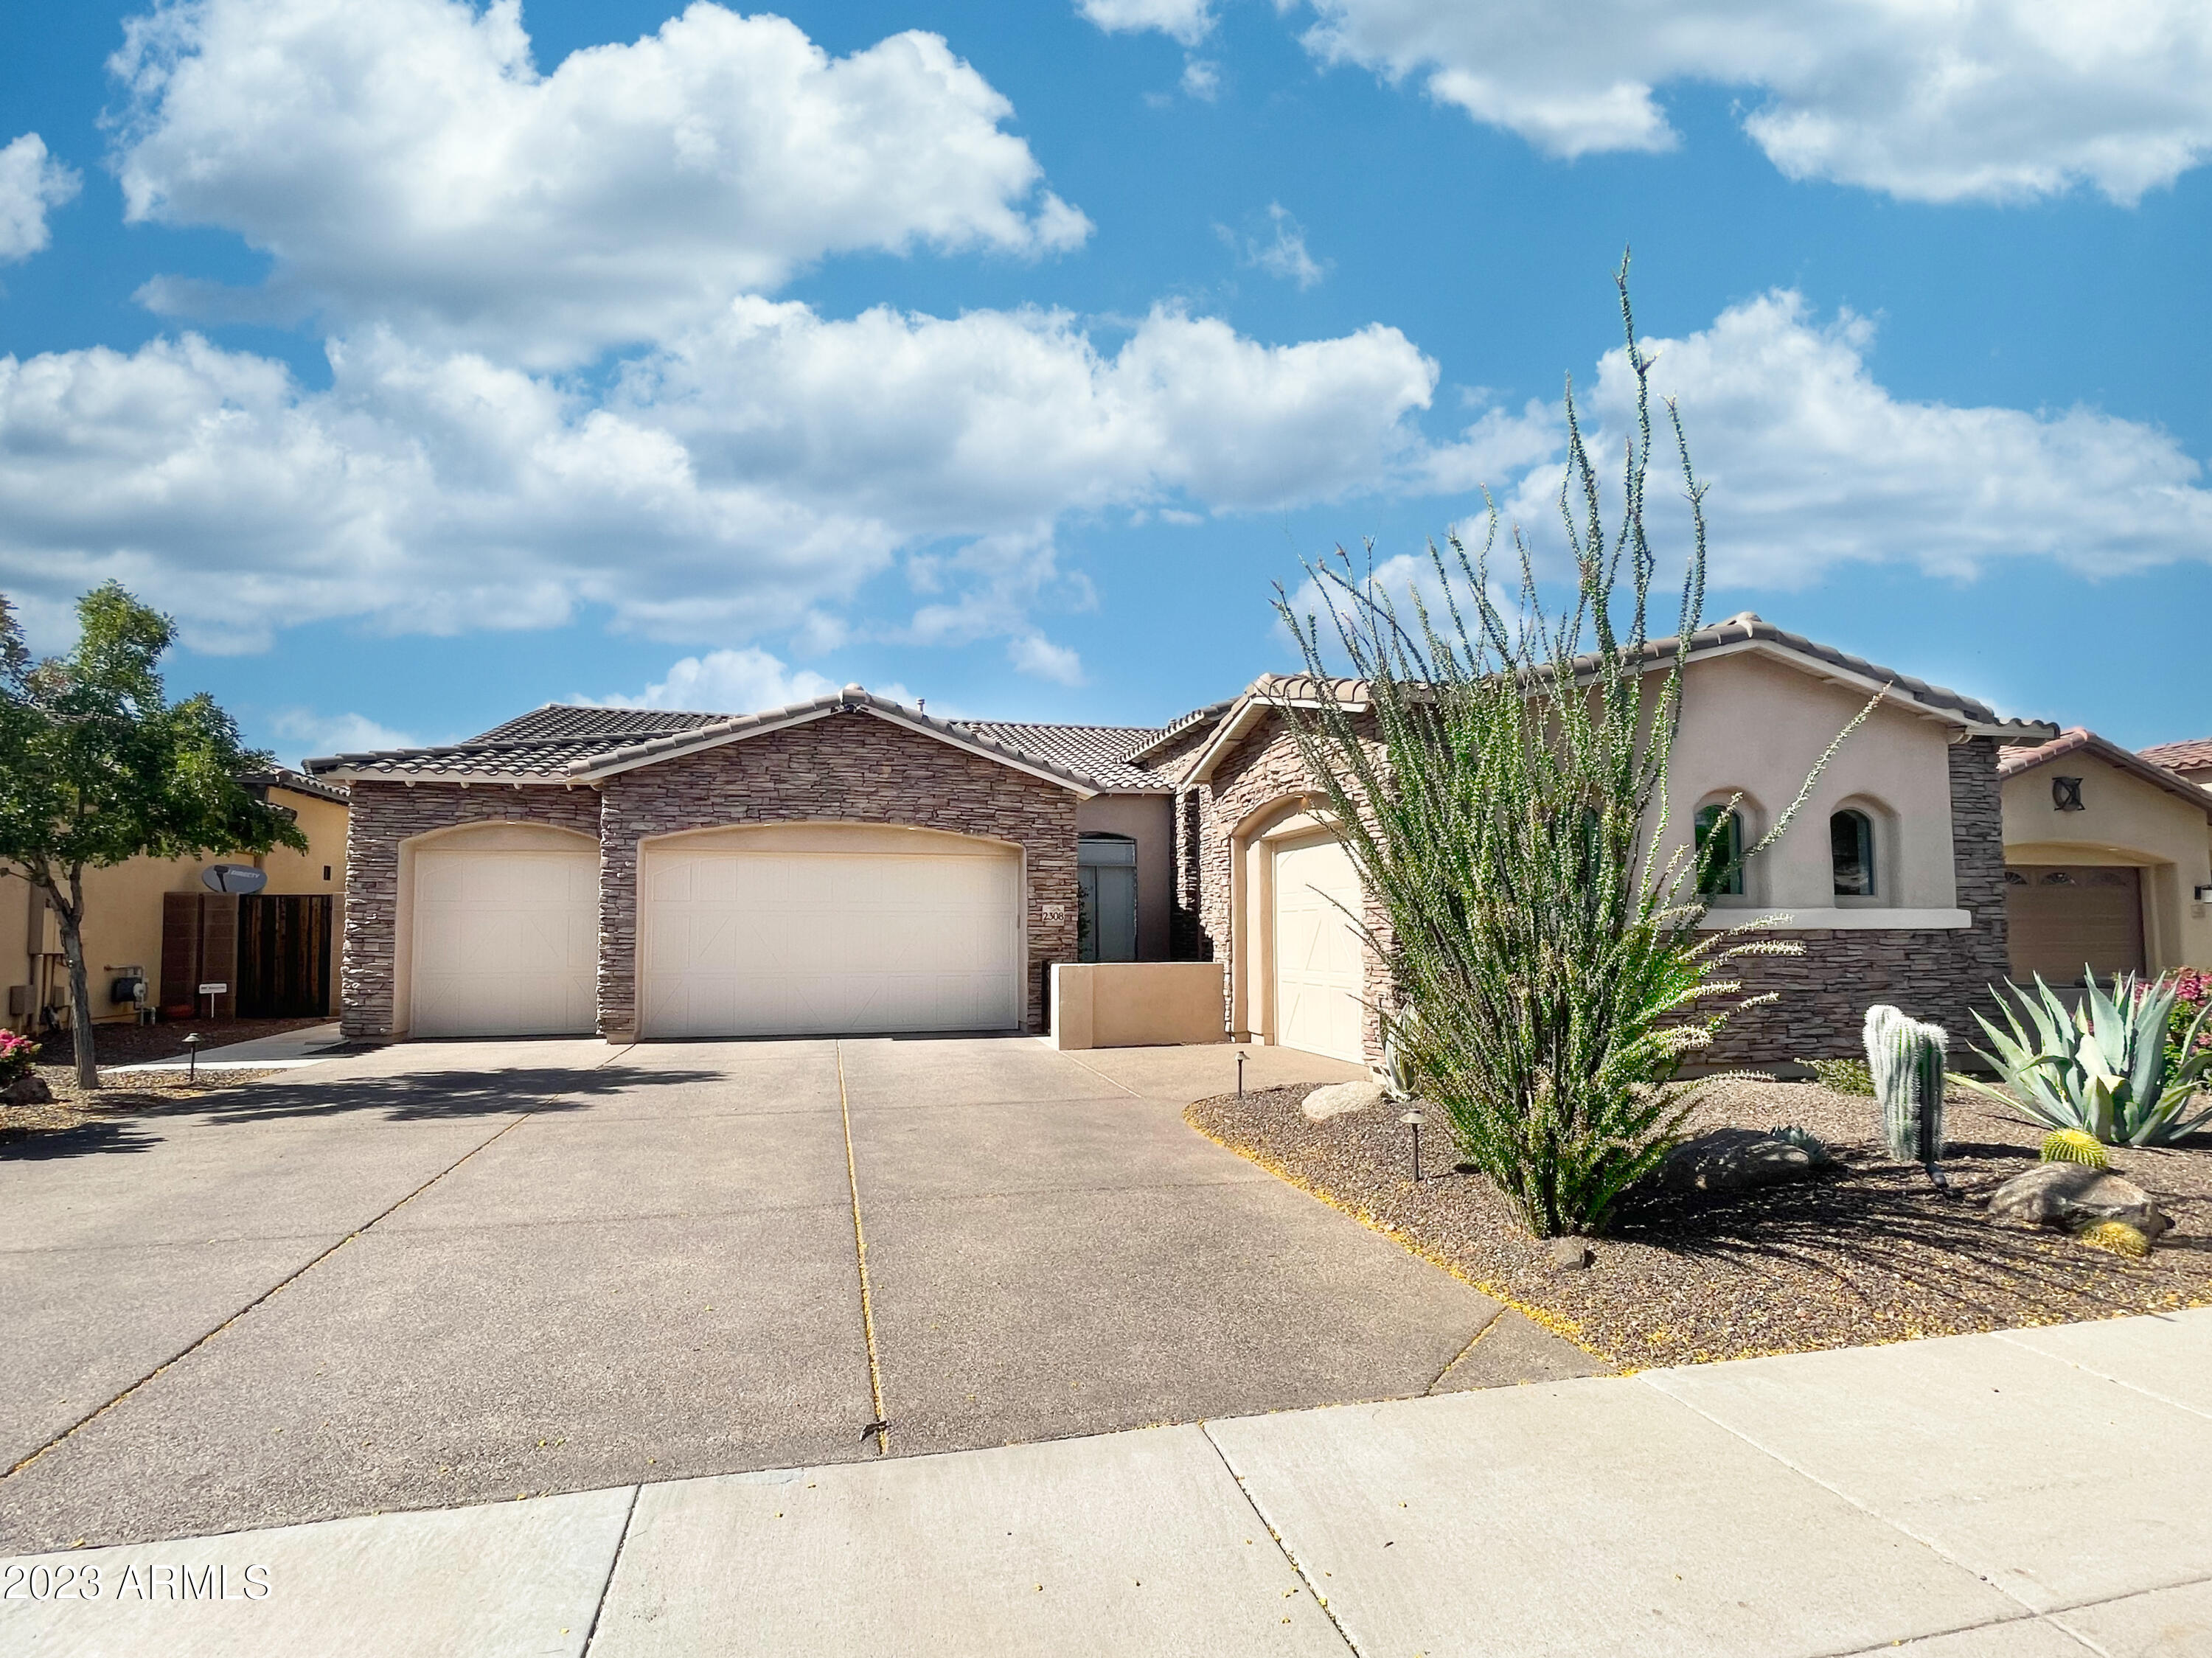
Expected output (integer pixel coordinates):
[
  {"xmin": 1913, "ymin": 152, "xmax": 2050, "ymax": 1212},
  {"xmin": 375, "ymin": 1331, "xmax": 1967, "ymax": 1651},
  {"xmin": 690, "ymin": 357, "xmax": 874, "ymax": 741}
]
[
  {"xmin": 2138, "ymin": 736, "xmax": 2212, "ymax": 774},
  {"xmin": 2000, "ymin": 726, "xmax": 2212, "ymax": 820},
  {"xmin": 246, "ymin": 767, "xmax": 349, "ymax": 806},
  {"xmin": 1183, "ymin": 612, "xmax": 2056, "ymax": 784},
  {"xmin": 960, "ymin": 722, "xmax": 1172, "ymax": 792},
  {"xmin": 305, "ymin": 733, "xmax": 625, "ymax": 781},
  {"xmin": 308, "ymin": 694, "xmax": 1162, "ymax": 793},
  {"xmin": 1124, "ymin": 699, "xmax": 1236, "ymax": 765},
  {"xmin": 465, "ymin": 706, "xmax": 733, "ymax": 743}
]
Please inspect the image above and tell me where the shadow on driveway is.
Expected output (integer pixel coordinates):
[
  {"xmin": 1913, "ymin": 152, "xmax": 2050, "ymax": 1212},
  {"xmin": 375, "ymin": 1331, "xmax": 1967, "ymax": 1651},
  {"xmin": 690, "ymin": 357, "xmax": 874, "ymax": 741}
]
[{"xmin": 0, "ymin": 1067, "xmax": 727, "ymax": 1155}]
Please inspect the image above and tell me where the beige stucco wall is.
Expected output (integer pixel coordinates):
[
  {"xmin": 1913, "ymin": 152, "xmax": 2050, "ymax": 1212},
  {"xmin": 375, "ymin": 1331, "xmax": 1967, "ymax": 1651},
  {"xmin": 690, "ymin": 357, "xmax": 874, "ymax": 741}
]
[
  {"xmin": 1049, "ymin": 961, "xmax": 1226, "ymax": 1049},
  {"xmin": 2, "ymin": 784, "xmax": 349, "ymax": 1033},
  {"xmin": 1075, "ymin": 793, "xmax": 1174, "ymax": 961},
  {"xmin": 1661, "ymin": 648, "xmax": 1966, "ymax": 925},
  {"xmin": 2003, "ymin": 754, "xmax": 2212, "ymax": 972}
]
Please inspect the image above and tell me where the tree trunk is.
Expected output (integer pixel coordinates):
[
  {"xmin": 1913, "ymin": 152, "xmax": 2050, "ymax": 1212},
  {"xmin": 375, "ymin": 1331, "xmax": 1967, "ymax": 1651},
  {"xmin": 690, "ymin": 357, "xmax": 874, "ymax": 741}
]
[{"xmin": 53, "ymin": 875, "xmax": 98, "ymax": 1091}]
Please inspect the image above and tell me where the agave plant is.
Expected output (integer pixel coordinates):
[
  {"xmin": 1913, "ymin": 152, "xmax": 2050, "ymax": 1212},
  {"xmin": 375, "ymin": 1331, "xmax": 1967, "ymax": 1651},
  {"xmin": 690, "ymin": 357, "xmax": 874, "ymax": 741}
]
[{"xmin": 1958, "ymin": 971, "xmax": 2212, "ymax": 1146}]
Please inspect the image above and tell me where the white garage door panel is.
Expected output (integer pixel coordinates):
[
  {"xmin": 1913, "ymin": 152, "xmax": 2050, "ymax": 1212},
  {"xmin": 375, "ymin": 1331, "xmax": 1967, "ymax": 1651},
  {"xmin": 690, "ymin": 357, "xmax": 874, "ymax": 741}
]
[
  {"xmin": 642, "ymin": 846, "xmax": 1022, "ymax": 1038},
  {"xmin": 411, "ymin": 848, "xmax": 598, "ymax": 1037},
  {"xmin": 1273, "ymin": 835, "xmax": 1366, "ymax": 1064}
]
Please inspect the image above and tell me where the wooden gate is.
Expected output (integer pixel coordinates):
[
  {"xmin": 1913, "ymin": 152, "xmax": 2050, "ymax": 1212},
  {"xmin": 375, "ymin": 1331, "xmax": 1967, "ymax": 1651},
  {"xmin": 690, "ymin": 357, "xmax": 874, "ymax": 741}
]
[{"xmin": 237, "ymin": 894, "xmax": 334, "ymax": 1018}]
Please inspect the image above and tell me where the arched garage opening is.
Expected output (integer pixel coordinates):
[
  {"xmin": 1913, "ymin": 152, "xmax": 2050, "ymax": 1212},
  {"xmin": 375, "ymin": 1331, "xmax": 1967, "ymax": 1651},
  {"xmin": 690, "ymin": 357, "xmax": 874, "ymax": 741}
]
[
  {"xmin": 402, "ymin": 821, "xmax": 599, "ymax": 1039},
  {"xmin": 1228, "ymin": 797, "xmax": 1369, "ymax": 1065},
  {"xmin": 637, "ymin": 822, "xmax": 1024, "ymax": 1039}
]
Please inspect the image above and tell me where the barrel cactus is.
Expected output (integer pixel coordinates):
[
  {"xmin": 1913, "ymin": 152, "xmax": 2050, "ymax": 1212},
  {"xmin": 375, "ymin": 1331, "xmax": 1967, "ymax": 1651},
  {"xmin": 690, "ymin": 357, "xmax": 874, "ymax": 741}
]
[
  {"xmin": 2039, "ymin": 1129, "xmax": 2110, "ymax": 1169},
  {"xmin": 2076, "ymin": 1220, "xmax": 2151, "ymax": 1260},
  {"xmin": 1865, "ymin": 1004, "xmax": 1948, "ymax": 1166}
]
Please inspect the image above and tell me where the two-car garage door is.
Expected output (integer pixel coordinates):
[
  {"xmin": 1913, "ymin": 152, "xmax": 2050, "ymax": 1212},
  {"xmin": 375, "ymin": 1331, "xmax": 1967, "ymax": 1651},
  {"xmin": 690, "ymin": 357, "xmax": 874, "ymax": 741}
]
[
  {"xmin": 407, "ymin": 823, "xmax": 1023, "ymax": 1039},
  {"xmin": 639, "ymin": 829, "xmax": 1023, "ymax": 1038}
]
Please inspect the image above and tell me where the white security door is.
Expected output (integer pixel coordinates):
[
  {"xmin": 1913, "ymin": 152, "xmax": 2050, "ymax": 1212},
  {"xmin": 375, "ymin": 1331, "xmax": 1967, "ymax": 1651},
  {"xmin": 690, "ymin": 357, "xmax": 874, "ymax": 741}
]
[
  {"xmin": 1271, "ymin": 834, "xmax": 1366, "ymax": 1063},
  {"xmin": 411, "ymin": 843, "xmax": 598, "ymax": 1037},
  {"xmin": 641, "ymin": 838, "xmax": 1023, "ymax": 1038}
]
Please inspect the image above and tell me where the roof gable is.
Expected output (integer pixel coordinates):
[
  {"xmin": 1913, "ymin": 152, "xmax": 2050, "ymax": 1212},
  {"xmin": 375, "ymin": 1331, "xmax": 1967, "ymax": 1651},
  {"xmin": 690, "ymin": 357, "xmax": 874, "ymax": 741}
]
[
  {"xmin": 2000, "ymin": 727, "xmax": 2212, "ymax": 822},
  {"xmin": 1183, "ymin": 613, "xmax": 2057, "ymax": 784}
]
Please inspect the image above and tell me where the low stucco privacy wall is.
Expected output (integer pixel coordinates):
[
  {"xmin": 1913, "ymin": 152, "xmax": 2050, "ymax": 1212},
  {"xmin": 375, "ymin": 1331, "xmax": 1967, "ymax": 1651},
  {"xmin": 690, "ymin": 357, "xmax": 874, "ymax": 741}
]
[{"xmin": 1050, "ymin": 962, "xmax": 1227, "ymax": 1050}]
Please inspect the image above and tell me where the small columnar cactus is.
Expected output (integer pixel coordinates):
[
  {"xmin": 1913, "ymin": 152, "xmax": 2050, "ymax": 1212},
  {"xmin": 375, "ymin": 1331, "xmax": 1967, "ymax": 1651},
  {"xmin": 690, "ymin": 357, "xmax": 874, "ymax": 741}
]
[
  {"xmin": 2039, "ymin": 1129, "xmax": 2110, "ymax": 1169},
  {"xmin": 1864, "ymin": 1004, "xmax": 1948, "ymax": 1166}
]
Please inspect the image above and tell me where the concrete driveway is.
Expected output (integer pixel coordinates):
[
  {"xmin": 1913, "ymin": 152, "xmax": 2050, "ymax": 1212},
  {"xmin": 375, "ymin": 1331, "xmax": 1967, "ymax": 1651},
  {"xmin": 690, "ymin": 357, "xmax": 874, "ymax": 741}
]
[{"xmin": 0, "ymin": 1034, "xmax": 1545, "ymax": 1551}]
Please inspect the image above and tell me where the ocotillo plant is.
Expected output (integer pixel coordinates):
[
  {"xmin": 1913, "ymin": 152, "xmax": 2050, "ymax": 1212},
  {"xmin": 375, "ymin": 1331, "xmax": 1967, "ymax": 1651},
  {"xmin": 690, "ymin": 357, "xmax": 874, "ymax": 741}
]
[{"xmin": 1864, "ymin": 1004, "xmax": 1948, "ymax": 1168}]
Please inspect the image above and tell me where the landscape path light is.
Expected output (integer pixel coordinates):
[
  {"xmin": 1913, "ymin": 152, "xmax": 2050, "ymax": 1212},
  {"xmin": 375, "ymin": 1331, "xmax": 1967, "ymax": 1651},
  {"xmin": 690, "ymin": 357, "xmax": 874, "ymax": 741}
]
[
  {"xmin": 182, "ymin": 1031, "xmax": 201, "ymax": 1084},
  {"xmin": 1401, "ymin": 1108, "xmax": 1425, "ymax": 1182}
]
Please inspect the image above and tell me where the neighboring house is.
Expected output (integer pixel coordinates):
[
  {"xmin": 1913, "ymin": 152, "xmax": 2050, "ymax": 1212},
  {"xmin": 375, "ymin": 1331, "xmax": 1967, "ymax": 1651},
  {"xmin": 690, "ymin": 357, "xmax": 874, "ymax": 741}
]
[
  {"xmin": 310, "ymin": 616, "xmax": 2056, "ymax": 1067},
  {"xmin": 2138, "ymin": 737, "xmax": 2212, "ymax": 794},
  {"xmin": 1, "ymin": 770, "xmax": 351, "ymax": 1036},
  {"xmin": 1998, "ymin": 731, "xmax": 2212, "ymax": 981}
]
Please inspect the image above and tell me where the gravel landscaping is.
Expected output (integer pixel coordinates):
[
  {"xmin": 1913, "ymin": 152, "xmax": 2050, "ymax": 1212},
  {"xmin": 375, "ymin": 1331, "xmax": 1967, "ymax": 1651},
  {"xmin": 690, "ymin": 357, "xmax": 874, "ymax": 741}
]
[
  {"xmin": 0, "ymin": 1023, "xmax": 318, "ymax": 1143},
  {"xmin": 1, "ymin": 1067, "xmax": 288, "ymax": 1141},
  {"xmin": 1189, "ymin": 1079, "xmax": 2212, "ymax": 1372}
]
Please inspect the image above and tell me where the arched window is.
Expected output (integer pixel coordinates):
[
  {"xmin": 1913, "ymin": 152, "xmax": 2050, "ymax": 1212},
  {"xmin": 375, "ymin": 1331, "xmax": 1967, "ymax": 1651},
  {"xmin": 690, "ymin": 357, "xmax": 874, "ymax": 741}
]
[
  {"xmin": 1694, "ymin": 804, "xmax": 1745, "ymax": 897},
  {"xmin": 1831, "ymin": 808, "xmax": 1877, "ymax": 898}
]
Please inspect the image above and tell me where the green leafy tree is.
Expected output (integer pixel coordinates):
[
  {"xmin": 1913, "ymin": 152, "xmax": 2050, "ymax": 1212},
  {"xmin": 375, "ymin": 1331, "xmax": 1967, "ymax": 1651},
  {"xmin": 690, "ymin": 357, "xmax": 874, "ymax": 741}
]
[
  {"xmin": 1275, "ymin": 260, "xmax": 1868, "ymax": 1237},
  {"xmin": 0, "ymin": 585, "xmax": 307, "ymax": 1089}
]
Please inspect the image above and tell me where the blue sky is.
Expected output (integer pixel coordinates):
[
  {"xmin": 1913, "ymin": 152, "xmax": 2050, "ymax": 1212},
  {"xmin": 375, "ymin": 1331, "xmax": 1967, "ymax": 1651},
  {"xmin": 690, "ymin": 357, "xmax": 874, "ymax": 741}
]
[{"xmin": 1, "ymin": 0, "xmax": 2208, "ymax": 762}]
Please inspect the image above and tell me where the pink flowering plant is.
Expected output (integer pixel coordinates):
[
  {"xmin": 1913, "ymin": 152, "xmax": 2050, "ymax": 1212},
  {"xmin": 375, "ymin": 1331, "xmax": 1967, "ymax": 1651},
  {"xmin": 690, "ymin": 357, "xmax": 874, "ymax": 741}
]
[
  {"xmin": 2157, "ymin": 969, "xmax": 2212, "ymax": 1073},
  {"xmin": 0, "ymin": 1030, "xmax": 38, "ymax": 1084}
]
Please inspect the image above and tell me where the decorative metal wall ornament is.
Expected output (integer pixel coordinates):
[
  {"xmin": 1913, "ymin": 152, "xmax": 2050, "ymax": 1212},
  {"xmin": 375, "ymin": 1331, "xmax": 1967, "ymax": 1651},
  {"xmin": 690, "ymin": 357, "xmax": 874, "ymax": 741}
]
[{"xmin": 2051, "ymin": 776, "xmax": 2086, "ymax": 812}]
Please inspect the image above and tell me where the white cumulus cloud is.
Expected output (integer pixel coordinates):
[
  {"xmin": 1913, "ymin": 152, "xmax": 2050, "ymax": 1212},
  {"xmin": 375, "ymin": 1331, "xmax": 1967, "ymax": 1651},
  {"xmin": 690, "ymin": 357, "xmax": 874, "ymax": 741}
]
[
  {"xmin": 0, "ymin": 134, "xmax": 81, "ymax": 262},
  {"xmin": 270, "ymin": 707, "xmax": 420, "ymax": 760},
  {"xmin": 1290, "ymin": 0, "xmax": 2212, "ymax": 202},
  {"xmin": 622, "ymin": 298, "xmax": 1435, "ymax": 527},
  {"xmin": 1472, "ymin": 291, "xmax": 2212, "ymax": 588},
  {"xmin": 111, "ymin": 0, "xmax": 1091, "ymax": 364},
  {"xmin": 1079, "ymin": 0, "xmax": 1215, "ymax": 48},
  {"xmin": 1217, "ymin": 203, "xmax": 1327, "ymax": 289},
  {"xmin": 0, "ymin": 302, "xmax": 1437, "ymax": 657}
]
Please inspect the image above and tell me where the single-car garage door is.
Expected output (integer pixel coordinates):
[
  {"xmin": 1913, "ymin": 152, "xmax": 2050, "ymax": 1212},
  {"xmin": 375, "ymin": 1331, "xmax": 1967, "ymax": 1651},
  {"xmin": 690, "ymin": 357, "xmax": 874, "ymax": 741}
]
[
  {"xmin": 2006, "ymin": 864, "xmax": 2146, "ymax": 982},
  {"xmin": 410, "ymin": 829, "xmax": 599, "ymax": 1037},
  {"xmin": 1272, "ymin": 832, "xmax": 1366, "ymax": 1063},
  {"xmin": 640, "ymin": 826, "xmax": 1023, "ymax": 1039}
]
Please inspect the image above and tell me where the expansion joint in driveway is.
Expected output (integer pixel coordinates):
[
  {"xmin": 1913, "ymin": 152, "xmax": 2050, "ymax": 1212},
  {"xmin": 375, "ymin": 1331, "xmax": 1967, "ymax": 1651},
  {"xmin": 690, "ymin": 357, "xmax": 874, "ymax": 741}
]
[
  {"xmin": 0, "ymin": 1047, "xmax": 633, "ymax": 1485},
  {"xmin": 835, "ymin": 1040, "xmax": 892, "ymax": 1456}
]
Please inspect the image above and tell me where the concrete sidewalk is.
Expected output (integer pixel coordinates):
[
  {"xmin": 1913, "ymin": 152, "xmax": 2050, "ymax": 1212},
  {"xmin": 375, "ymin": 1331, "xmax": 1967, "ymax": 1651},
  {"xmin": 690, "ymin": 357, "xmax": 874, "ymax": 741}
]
[
  {"xmin": 4, "ymin": 1309, "xmax": 2207, "ymax": 1658},
  {"xmin": 105, "ymin": 1023, "xmax": 348, "ymax": 1073}
]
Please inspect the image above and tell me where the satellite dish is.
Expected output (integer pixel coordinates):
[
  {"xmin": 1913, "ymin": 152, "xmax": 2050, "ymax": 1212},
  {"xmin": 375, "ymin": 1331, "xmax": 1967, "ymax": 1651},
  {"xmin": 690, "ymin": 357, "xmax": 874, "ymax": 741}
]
[{"xmin": 202, "ymin": 864, "xmax": 268, "ymax": 894}]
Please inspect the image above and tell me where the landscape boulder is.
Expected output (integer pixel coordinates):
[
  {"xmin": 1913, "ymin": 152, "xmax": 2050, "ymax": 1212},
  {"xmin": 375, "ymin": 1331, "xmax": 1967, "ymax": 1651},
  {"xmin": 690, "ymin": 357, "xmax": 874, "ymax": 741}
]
[
  {"xmin": 1652, "ymin": 1128, "xmax": 1817, "ymax": 1198},
  {"xmin": 1546, "ymin": 1237, "xmax": 1594, "ymax": 1270},
  {"xmin": 0, "ymin": 1073, "xmax": 53, "ymax": 1107},
  {"xmin": 1301, "ymin": 1080, "xmax": 1388, "ymax": 1123},
  {"xmin": 1987, "ymin": 1163, "xmax": 2173, "ymax": 1242}
]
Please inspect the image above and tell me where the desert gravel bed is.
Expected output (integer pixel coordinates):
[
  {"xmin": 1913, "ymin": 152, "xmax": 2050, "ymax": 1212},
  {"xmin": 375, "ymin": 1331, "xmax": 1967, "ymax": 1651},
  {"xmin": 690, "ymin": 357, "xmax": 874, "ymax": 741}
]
[
  {"xmin": 1, "ymin": 1069, "xmax": 287, "ymax": 1142},
  {"xmin": 1189, "ymin": 1079, "xmax": 2212, "ymax": 1371}
]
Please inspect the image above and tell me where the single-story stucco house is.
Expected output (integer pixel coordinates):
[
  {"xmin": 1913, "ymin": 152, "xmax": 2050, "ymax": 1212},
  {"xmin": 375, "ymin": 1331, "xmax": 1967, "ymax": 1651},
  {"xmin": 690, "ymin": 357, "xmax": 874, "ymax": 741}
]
[
  {"xmin": 306, "ymin": 613, "xmax": 2093, "ymax": 1067},
  {"xmin": 3, "ymin": 769, "xmax": 351, "ymax": 1037}
]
